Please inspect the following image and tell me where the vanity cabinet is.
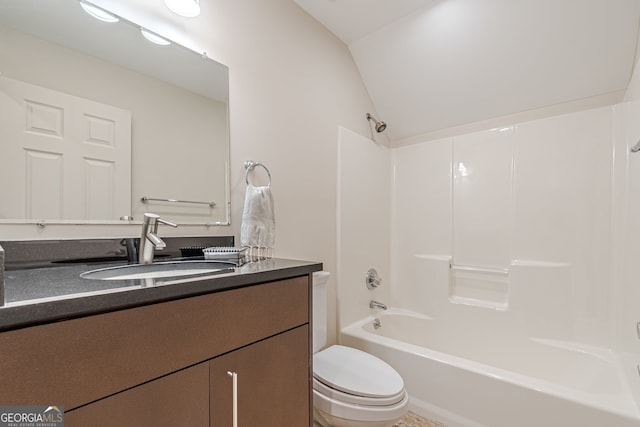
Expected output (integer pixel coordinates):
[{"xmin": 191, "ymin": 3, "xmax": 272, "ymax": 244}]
[
  {"xmin": 210, "ymin": 325, "xmax": 309, "ymax": 426},
  {"xmin": 0, "ymin": 275, "xmax": 312, "ymax": 426}
]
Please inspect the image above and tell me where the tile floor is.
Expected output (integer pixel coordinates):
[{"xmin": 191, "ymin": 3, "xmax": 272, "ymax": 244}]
[
  {"xmin": 313, "ymin": 410, "xmax": 442, "ymax": 427},
  {"xmin": 393, "ymin": 411, "xmax": 445, "ymax": 427}
]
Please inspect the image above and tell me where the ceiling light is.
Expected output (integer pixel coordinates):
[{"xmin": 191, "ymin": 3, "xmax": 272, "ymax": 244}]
[
  {"xmin": 140, "ymin": 29, "xmax": 171, "ymax": 46},
  {"xmin": 163, "ymin": 0, "xmax": 200, "ymax": 18},
  {"xmin": 79, "ymin": 1, "xmax": 119, "ymax": 23}
]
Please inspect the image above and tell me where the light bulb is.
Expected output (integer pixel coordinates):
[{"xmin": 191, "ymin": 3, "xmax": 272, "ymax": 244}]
[
  {"xmin": 140, "ymin": 29, "xmax": 171, "ymax": 46},
  {"xmin": 163, "ymin": 0, "xmax": 200, "ymax": 18},
  {"xmin": 80, "ymin": 1, "xmax": 119, "ymax": 23}
]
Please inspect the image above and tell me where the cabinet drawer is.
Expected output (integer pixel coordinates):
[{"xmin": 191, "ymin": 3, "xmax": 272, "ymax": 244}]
[{"xmin": 0, "ymin": 276, "xmax": 309, "ymax": 410}]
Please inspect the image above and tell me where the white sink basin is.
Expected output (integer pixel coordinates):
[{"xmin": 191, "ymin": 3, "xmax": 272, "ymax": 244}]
[{"xmin": 80, "ymin": 260, "xmax": 235, "ymax": 281}]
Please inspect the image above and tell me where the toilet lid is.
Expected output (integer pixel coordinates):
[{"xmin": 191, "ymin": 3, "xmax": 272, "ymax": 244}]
[{"xmin": 313, "ymin": 345, "xmax": 404, "ymax": 398}]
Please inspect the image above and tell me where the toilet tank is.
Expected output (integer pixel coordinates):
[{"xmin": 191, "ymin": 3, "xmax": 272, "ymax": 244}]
[{"xmin": 312, "ymin": 271, "xmax": 330, "ymax": 352}]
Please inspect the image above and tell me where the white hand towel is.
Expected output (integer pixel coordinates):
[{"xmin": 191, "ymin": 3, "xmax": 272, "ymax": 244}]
[{"xmin": 240, "ymin": 184, "xmax": 275, "ymax": 249}]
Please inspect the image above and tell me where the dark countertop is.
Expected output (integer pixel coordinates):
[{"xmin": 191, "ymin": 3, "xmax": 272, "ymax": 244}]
[{"xmin": 0, "ymin": 258, "xmax": 322, "ymax": 332}]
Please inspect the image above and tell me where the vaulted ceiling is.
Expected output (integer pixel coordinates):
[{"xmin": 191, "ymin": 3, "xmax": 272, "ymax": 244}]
[{"xmin": 295, "ymin": 0, "xmax": 640, "ymax": 143}]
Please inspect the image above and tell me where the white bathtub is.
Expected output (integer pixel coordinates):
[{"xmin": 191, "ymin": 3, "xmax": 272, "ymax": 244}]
[{"xmin": 340, "ymin": 310, "xmax": 640, "ymax": 427}]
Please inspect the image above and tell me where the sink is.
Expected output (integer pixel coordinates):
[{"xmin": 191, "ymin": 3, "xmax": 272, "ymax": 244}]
[{"xmin": 80, "ymin": 260, "xmax": 236, "ymax": 281}]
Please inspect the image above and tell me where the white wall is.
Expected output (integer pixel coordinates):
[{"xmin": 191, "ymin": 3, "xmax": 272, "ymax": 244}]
[
  {"xmin": 614, "ymin": 50, "xmax": 640, "ymax": 354},
  {"xmin": 349, "ymin": 0, "xmax": 640, "ymax": 141},
  {"xmin": 0, "ymin": 0, "xmax": 378, "ymax": 344},
  {"xmin": 384, "ymin": 107, "xmax": 615, "ymax": 347},
  {"xmin": 337, "ymin": 93, "xmax": 640, "ymax": 355},
  {"xmin": 337, "ymin": 127, "xmax": 390, "ymax": 328},
  {"xmin": 390, "ymin": 138, "xmax": 452, "ymax": 315},
  {"xmin": 613, "ymin": 100, "xmax": 640, "ymax": 355},
  {"xmin": 334, "ymin": 35, "xmax": 640, "ymax": 358},
  {"xmin": 338, "ymin": 102, "xmax": 632, "ymax": 352},
  {"xmin": 624, "ymin": 32, "xmax": 640, "ymax": 102}
]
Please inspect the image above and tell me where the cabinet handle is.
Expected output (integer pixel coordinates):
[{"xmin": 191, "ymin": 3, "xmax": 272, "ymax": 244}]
[{"xmin": 227, "ymin": 371, "xmax": 238, "ymax": 427}]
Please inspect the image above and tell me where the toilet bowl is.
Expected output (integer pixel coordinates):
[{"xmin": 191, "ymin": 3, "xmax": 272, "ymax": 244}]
[
  {"xmin": 312, "ymin": 272, "xmax": 408, "ymax": 427},
  {"xmin": 313, "ymin": 344, "xmax": 409, "ymax": 427}
]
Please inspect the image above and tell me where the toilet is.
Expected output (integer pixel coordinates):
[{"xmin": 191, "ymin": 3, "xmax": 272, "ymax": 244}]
[{"xmin": 312, "ymin": 271, "xmax": 409, "ymax": 427}]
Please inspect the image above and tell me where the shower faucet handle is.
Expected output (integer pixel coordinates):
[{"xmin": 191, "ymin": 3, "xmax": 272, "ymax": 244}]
[{"xmin": 366, "ymin": 268, "xmax": 382, "ymax": 290}]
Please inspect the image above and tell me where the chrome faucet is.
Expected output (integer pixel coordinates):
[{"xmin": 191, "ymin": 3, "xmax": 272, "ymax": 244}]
[
  {"xmin": 369, "ymin": 300, "xmax": 387, "ymax": 310},
  {"xmin": 138, "ymin": 213, "xmax": 177, "ymax": 265}
]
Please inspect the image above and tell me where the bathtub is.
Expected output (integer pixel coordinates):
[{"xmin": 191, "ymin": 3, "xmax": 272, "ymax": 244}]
[{"xmin": 340, "ymin": 310, "xmax": 640, "ymax": 427}]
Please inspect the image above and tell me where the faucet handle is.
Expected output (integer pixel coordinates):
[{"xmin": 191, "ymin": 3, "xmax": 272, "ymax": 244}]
[
  {"xmin": 157, "ymin": 218, "xmax": 178, "ymax": 228},
  {"xmin": 366, "ymin": 268, "xmax": 382, "ymax": 290},
  {"xmin": 142, "ymin": 212, "xmax": 177, "ymax": 228},
  {"xmin": 143, "ymin": 212, "xmax": 160, "ymax": 221}
]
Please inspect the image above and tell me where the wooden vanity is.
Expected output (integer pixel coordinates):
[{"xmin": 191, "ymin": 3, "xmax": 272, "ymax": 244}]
[{"xmin": 0, "ymin": 270, "xmax": 316, "ymax": 426}]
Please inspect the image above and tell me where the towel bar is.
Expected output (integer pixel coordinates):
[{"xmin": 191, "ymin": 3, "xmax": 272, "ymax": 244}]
[{"xmin": 141, "ymin": 197, "xmax": 215, "ymax": 208}]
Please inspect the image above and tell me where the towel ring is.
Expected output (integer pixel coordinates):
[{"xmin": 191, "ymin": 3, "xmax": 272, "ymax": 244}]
[{"xmin": 244, "ymin": 160, "xmax": 272, "ymax": 186}]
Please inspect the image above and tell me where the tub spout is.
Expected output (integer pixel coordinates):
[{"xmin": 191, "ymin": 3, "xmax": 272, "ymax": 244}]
[{"xmin": 370, "ymin": 300, "xmax": 387, "ymax": 310}]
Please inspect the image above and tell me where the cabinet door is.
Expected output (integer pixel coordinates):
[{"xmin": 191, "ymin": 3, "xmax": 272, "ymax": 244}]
[
  {"xmin": 210, "ymin": 325, "xmax": 310, "ymax": 427},
  {"xmin": 65, "ymin": 362, "xmax": 209, "ymax": 427}
]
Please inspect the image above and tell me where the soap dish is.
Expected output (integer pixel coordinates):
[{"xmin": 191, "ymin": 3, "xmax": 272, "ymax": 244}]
[{"xmin": 203, "ymin": 247, "xmax": 247, "ymax": 265}]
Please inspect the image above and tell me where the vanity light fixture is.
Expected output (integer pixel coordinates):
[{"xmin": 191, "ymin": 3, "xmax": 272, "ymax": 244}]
[
  {"xmin": 79, "ymin": 1, "xmax": 119, "ymax": 23},
  {"xmin": 140, "ymin": 28, "xmax": 171, "ymax": 46},
  {"xmin": 164, "ymin": 0, "xmax": 201, "ymax": 18}
]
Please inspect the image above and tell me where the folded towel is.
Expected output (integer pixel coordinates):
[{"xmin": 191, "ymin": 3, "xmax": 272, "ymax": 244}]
[{"xmin": 240, "ymin": 184, "xmax": 275, "ymax": 251}]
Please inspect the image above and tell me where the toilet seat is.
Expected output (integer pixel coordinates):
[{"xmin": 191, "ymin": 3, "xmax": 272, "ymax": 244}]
[
  {"xmin": 313, "ymin": 345, "xmax": 406, "ymax": 404},
  {"xmin": 313, "ymin": 377, "xmax": 406, "ymax": 406}
]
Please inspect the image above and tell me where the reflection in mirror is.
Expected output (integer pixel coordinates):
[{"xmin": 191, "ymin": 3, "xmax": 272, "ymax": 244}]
[{"xmin": 0, "ymin": 0, "xmax": 230, "ymax": 225}]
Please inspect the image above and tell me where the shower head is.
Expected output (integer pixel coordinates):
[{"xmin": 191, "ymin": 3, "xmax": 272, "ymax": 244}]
[{"xmin": 366, "ymin": 113, "xmax": 387, "ymax": 133}]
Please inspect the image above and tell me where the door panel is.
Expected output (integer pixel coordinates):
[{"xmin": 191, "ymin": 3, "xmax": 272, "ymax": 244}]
[{"xmin": 0, "ymin": 76, "xmax": 131, "ymax": 220}]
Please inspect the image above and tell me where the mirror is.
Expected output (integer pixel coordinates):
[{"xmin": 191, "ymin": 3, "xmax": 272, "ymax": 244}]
[{"xmin": 0, "ymin": 0, "xmax": 230, "ymax": 225}]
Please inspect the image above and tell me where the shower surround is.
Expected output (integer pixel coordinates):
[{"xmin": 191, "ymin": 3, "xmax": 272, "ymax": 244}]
[{"xmin": 337, "ymin": 99, "xmax": 640, "ymax": 426}]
